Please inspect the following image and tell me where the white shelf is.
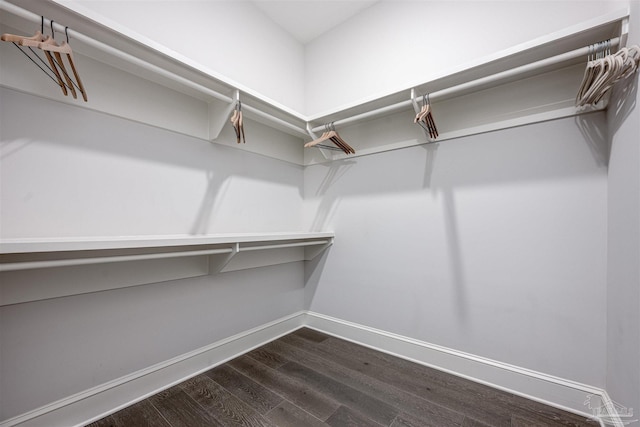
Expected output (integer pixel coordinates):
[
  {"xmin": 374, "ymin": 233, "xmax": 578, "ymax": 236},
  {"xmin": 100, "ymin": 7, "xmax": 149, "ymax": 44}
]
[
  {"xmin": 0, "ymin": 0, "xmax": 630, "ymax": 165},
  {"xmin": 0, "ymin": 232, "xmax": 334, "ymax": 305},
  {"xmin": 0, "ymin": 232, "xmax": 334, "ymax": 255}
]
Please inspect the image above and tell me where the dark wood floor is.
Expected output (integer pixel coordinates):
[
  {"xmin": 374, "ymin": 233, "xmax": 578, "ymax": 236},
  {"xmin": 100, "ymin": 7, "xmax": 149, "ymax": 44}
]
[{"xmin": 87, "ymin": 328, "xmax": 597, "ymax": 427}]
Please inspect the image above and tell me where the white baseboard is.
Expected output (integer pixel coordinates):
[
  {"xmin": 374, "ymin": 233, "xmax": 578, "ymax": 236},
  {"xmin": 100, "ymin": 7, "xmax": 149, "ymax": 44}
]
[
  {"xmin": 304, "ymin": 311, "xmax": 610, "ymax": 426},
  {"xmin": 596, "ymin": 391, "xmax": 630, "ymax": 427},
  {"xmin": 0, "ymin": 311, "xmax": 306, "ymax": 427},
  {"xmin": 3, "ymin": 310, "xmax": 619, "ymax": 427}
]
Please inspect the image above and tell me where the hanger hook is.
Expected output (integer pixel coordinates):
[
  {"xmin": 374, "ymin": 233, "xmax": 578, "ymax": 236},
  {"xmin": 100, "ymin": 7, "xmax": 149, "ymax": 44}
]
[
  {"xmin": 50, "ymin": 20, "xmax": 55, "ymax": 39},
  {"xmin": 65, "ymin": 26, "xmax": 69, "ymax": 43},
  {"xmin": 41, "ymin": 16, "xmax": 44, "ymax": 34}
]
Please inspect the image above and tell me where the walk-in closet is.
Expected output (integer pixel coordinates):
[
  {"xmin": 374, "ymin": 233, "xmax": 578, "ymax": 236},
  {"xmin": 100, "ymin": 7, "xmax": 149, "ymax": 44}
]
[{"xmin": 1, "ymin": 1, "xmax": 639, "ymax": 426}]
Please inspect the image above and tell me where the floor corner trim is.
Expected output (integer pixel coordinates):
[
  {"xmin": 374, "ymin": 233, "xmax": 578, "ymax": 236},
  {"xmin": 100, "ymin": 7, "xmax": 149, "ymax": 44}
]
[
  {"xmin": 304, "ymin": 310, "xmax": 609, "ymax": 425},
  {"xmin": 0, "ymin": 311, "xmax": 306, "ymax": 427},
  {"xmin": 2, "ymin": 310, "xmax": 617, "ymax": 427}
]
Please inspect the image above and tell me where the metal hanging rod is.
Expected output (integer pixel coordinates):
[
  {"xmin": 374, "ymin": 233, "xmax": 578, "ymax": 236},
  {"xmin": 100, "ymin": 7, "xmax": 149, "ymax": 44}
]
[
  {"xmin": 309, "ymin": 36, "xmax": 621, "ymax": 134},
  {"xmin": 242, "ymin": 103, "xmax": 309, "ymax": 136},
  {"xmin": 0, "ymin": 0, "xmax": 309, "ymax": 137}
]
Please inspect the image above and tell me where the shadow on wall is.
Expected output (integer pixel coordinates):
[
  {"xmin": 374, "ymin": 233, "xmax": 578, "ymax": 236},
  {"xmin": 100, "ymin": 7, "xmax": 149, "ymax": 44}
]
[
  {"xmin": 0, "ymin": 88, "xmax": 300, "ymax": 188},
  {"xmin": 190, "ymin": 170, "xmax": 230, "ymax": 234},
  {"xmin": 309, "ymin": 160, "xmax": 355, "ymax": 232},
  {"xmin": 304, "ymin": 248, "xmax": 331, "ymax": 309},
  {"xmin": 606, "ymin": 71, "xmax": 638, "ymax": 150},
  {"xmin": 0, "ymin": 88, "xmax": 304, "ymax": 235},
  {"xmin": 575, "ymin": 112, "xmax": 610, "ymax": 168},
  {"xmin": 575, "ymin": 72, "xmax": 637, "ymax": 168}
]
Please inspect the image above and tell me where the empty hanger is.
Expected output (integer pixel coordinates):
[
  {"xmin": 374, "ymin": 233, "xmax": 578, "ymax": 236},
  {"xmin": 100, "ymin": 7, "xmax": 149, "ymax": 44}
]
[
  {"xmin": 576, "ymin": 40, "xmax": 640, "ymax": 107},
  {"xmin": 304, "ymin": 123, "xmax": 355, "ymax": 155},
  {"xmin": 414, "ymin": 94, "xmax": 438, "ymax": 139},
  {"xmin": 1, "ymin": 17, "xmax": 67, "ymax": 95},
  {"xmin": 38, "ymin": 22, "xmax": 77, "ymax": 99},
  {"xmin": 38, "ymin": 25, "xmax": 88, "ymax": 101},
  {"xmin": 38, "ymin": 25, "xmax": 87, "ymax": 102},
  {"xmin": 230, "ymin": 100, "xmax": 245, "ymax": 144},
  {"xmin": 2, "ymin": 18, "xmax": 87, "ymax": 101},
  {"xmin": 20, "ymin": 20, "xmax": 69, "ymax": 97}
]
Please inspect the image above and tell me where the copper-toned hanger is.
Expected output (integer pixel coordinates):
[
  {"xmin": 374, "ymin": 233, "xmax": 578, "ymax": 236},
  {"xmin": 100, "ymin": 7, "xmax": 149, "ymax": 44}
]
[
  {"xmin": 39, "ymin": 25, "xmax": 88, "ymax": 101},
  {"xmin": 1, "ymin": 17, "xmax": 67, "ymax": 95},
  {"xmin": 38, "ymin": 22, "xmax": 77, "ymax": 99},
  {"xmin": 229, "ymin": 100, "xmax": 245, "ymax": 143},
  {"xmin": 20, "ymin": 20, "xmax": 68, "ymax": 97},
  {"xmin": 305, "ymin": 123, "xmax": 355, "ymax": 154},
  {"xmin": 414, "ymin": 94, "xmax": 438, "ymax": 139}
]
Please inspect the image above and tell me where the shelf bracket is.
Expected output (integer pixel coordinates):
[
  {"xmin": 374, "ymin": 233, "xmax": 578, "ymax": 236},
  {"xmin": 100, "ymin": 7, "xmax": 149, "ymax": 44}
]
[
  {"xmin": 208, "ymin": 89, "xmax": 240, "ymax": 141},
  {"xmin": 304, "ymin": 237, "xmax": 334, "ymax": 260},
  {"xmin": 619, "ymin": 16, "xmax": 629, "ymax": 50},
  {"xmin": 208, "ymin": 242, "xmax": 239, "ymax": 274}
]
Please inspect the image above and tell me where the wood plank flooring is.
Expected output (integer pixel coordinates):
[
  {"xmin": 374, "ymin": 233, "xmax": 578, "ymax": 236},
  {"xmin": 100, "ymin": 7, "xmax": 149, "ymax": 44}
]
[{"xmin": 87, "ymin": 328, "xmax": 598, "ymax": 427}]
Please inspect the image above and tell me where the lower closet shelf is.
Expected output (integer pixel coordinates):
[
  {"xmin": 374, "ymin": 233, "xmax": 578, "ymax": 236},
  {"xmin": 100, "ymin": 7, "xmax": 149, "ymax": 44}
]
[{"xmin": 0, "ymin": 232, "xmax": 334, "ymax": 306}]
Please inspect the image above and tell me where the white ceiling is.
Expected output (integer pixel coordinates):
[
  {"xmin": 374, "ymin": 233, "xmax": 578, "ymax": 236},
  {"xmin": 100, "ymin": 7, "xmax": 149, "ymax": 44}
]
[{"xmin": 251, "ymin": 0, "xmax": 379, "ymax": 44}]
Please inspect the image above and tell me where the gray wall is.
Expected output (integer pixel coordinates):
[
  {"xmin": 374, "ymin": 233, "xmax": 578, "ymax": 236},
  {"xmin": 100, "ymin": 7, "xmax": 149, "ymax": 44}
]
[
  {"xmin": 606, "ymin": 0, "xmax": 640, "ymax": 415},
  {"xmin": 304, "ymin": 114, "xmax": 609, "ymax": 388},
  {"xmin": 0, "ymin": 88, "xmax": 306, "ymax": 420}
]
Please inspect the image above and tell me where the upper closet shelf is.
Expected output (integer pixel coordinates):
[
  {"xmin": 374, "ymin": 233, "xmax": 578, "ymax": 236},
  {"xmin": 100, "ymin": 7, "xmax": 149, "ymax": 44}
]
[
  {"xmin": 0, "ymin": 0, "xmax": 631, "ymax": 165},
  {"xmin": 0, "ymin": 231, "xmax": 334, "ymax": 305}
]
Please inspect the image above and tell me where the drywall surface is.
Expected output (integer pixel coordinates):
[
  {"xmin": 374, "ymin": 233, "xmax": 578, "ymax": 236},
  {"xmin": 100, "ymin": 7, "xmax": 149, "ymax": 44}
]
[
  {"xmin": 0, "ymin": 263, "xmax": 305, "ymax": 421},
  {"xmin": 305, "ymin": 0, "xmax": 629, "ymax": 115},
  {"xmin": 52, "ymin": 0, "xmax": 306, "ymax": 113},
  {"xmin": 304, "ymin": 114, "xmax": 608, "ymax": 388},
  {"xmin": 606, "ymin": 0, "xmax": 640, "ymax": 417},
  {"xmin": 0, "ymin": 88, "xmax": 304, "ymax": 237},
  {"xmin": 0, "ymin": 88, "xmax": 306, "ymax": 420}
]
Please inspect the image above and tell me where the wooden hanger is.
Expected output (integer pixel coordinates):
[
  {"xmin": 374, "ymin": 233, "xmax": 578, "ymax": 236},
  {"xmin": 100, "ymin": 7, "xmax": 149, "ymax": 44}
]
[
  {"xmin": 2, "ymin": 19, "xmax": 88, "ymax": 102},
  {"xmin": 414, "ymin": 94, "xmax": 438, "ymax": 139},
  {"xmin": 2, "ymin": 25, "xmax": 67, "ymax": 96},
  {"xmin": 304, "ymin": 128, "xmax": 331, "ymax": 148},
  {"xmin": 38, "ymin": 26, "xmax": 87, "ymax": 101},
  {"xmin": 19, "ymin": 21, "xmax": 69, "ymax": 97},
  {"xmin": 304, "ymin": 124, "xmax": 355, "ymax": 154},
  {"xmin": 329, "ymin": 130, "xmax": 355, "ymax": 154},
  {"xmin": 0, "ymin": 30, "xmax": 54, "ymax": 84},
  {"xmin": 229, "ymin": 101, "xmax": 245, "ymax": 144},
  {"xmin": 38, "ymin": 35, "xmax": 77, "ymax": 99},
  {"xmin": 304, "ymin": 123, "xmax": 355, "ymax": 154},
  {"xmin": 1, "ymin": 30, "xmax": 44, "ymax": 44}
]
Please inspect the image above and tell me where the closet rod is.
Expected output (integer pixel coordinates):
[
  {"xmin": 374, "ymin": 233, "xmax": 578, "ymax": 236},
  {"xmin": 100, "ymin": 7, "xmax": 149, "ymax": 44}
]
[
  {"xmin": 242, "ymin": 103, "xmax": 311, "ymax": 136},
  {"xmin": 0, "ymin": 0, "xmax": 309, "ymax": 136},
  {"xmin": 0, "ymin": 247, "xmax": 233, "ymax": 271},
  {"xmin": 310, "ymin": 36, "xmax": 621, "ymax": 133}
]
